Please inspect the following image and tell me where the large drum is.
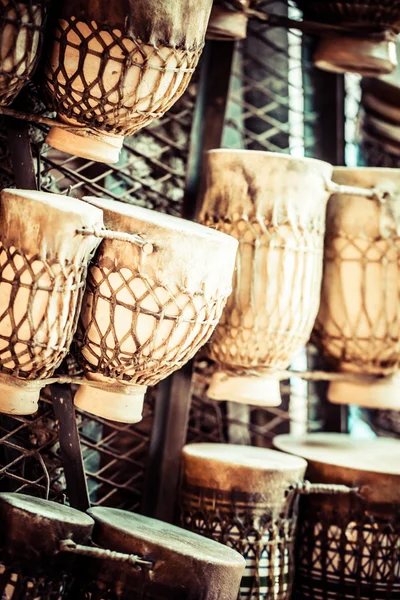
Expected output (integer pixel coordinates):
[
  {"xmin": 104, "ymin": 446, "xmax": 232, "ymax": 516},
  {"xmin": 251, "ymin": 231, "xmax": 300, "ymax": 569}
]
[
  {"xmin": 274, "ymin": 433, "xmax": 400, "ymax": 600},
  {"xmin": 179, "ymin": 443, "xmax": 307, "ymax": 600},
  {"xmin": 75, "ymin": 197, "xmax": 238, "ymax": 423},
  {"xmin": 44, "ymin": 0, "xmax": 213, "ymax": 164},
  {"xmin": 199, "ymin": 150, "xmax": 332, "ymax": 406},
  {"xmin": 0, "ymin": 0, "xmax": 48, "ymax": 105},
  {"xmin": 69, "ymin": 507, "xmax": 245, "ymax": 599},
  {"xmin": 0, "ymin": 189, "xmax": 103, "ymax": 415},
  {"xmin": 313, "ymin": 167, "xmax": 400, "ymax": 409},
  {"xmin": 0, "ymin": 493, "xmax": 94, "ymax": 598}
]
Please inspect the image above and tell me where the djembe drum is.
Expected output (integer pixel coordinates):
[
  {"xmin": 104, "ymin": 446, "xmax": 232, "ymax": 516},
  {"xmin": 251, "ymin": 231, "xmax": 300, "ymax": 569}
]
[
  {"xmin": 294, "ymin": 0, "xmax": 400, "ymax": 75},
  {"xmin": 207, "ymin": 1, "xmax": 249, "ymax": 41},
  {"xmin": 313, "ymin": 167, "xmax": 400, "ymax": 409},
  {"xmin": 199, "ymin": 150, "xmax": 332, "ymax": 406},
  {"xmin": 273, "ymin": 433, "xmax": 400, "ymax": 600},
  {"xmin": 67, "ymin": 507, "xmax": 245, "ymax": 599},
  {"xmin": 0, "ymin": 493, "xmax": 94, "ymax": 598},
  {"xmin": 44, "ymin": 0, "xmax": 213, "ymax": 164},
  {"xmin": 0, "ymin": 188, "xmax": 104, "ymax": 415},
  {"xmin": 74, "ymin": 197, "xmax": 238, "ymax": 423},
  {"xmin": 0, "ymin": 0, "xmax": 48, "ymax": 105},
  {"xmin": 179, "ymin": 444, "xmax": 307, "ymax": 600}
]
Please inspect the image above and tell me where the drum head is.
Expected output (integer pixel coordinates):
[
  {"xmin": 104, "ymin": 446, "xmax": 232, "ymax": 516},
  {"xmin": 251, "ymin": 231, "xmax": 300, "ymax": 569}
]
[
  {"xmin": 273, "ymin": 433, "xmax": 400, "ymax": 476},
  {"xmin": 89, "ymin": 507, "xmax": 244, "ymax": 567},
  {"xmin": 183, "ymin": 443, "xmax": 307, "ymax": 472}
]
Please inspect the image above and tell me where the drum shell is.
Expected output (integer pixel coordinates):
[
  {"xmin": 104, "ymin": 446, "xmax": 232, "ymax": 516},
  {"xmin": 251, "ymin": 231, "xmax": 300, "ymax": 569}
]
[
  {"xmin": 199, "ymin": 150, "xmax": 332, "ymax": 374},
  {"xmin": 273, "ymin": 433, "xmax": 400, "ymax": 600},
  {"xmin": 44, "ymin": 0, "xmax": 212, "ymax": 138},
  {"xmin": 0, "ymin": 189, "xmax": 103, "ymax": 414},
  {"xmin": 76, "ymin": 198, "xmax": 237, "ymax": 389},
  {"xmin": 314, "ymin": 167, "xmax": 400, "ymax": 377},
  {"xmin": 179, "ymin": 444, "xmax": 307, "ymax": 600}
]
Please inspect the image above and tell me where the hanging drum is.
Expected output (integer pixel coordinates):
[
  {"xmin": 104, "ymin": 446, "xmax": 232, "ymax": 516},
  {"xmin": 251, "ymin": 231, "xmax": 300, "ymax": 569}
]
[
  {"xmin": 207, "ymin": 1, "xmax": 249, "ymax": 41},
  {"xmin": 74, "ymin": 197, "xmax": 238, "ymax": 423},
  {"xmin": 0, "ymin": 492, "xmax": 94, "ymax": 598},
  {"xmin": 199, "ymin": 150, "xmax": 332, "ymax": 406},
  {"xmin": 0, "ymin": 0, "xmax": 48, "ymax": 106},
  {"xmin": 294, "ymin": 0, "xmax": 400, "ymax": 75},
  {"xmin": 273, "ymin": 433, "xmax": 400, "ymax": 600},
  {"xmin": 0, "ymin": 188, "xmax": 104, "ymax": 415},
  {"xmin": 313, "ymin": 167, "xmax": 400, "ymax": 409},
  {"xmin": 44, "ymin": 0, "xmax": 213, "ymax": 164},
  {"xmin": 67, "ymin": 507, "xmax": 245, "ymax": 599},
  {"xmin": 179, "ymin": 443, "xmax": 307, "ymax": 600}
]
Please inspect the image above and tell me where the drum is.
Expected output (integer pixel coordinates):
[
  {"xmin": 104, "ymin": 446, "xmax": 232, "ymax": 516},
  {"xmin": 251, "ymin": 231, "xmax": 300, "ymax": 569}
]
[
  {"xmin": 313, "ymin": 167, "xmax": 400, "ymax": 409},
  {"xmin": 199, "ymin": 150, "xmax": 332, "ymax": 406},
  {"xmin": 69, "ymin": 507, "xmax": 245, "ymax": 599},
  {"xmin": 179, "ymin": 443, "xmax": 307, "ymax": 600},
  {"xmin": 0, "ymin": 0, "xmax": 48, "ymax": 105},
  {"xmin": 294, "ymin": 0, "xmax": 400, "ymax": 75},
  {"xmin": 44, "ymin": 0, "xmax": 213, "ymax": 164},
  {"xmin": 207, "ymin": 1, "xmax": 249, "ymax": 41},
  {"xmin": 273, "ymin": 433, "xmax": 400, "ymax": 600},
  {"xmin": 0, "ymin": 492, "xmax": 94, "ymax": 599},
  {"xmin": 0, "ymin": 189, "xmax": 103, "ymax": 415},
  {"xmin": 74, "ymin": 196, "xmax": 238, "ymax": 423}
]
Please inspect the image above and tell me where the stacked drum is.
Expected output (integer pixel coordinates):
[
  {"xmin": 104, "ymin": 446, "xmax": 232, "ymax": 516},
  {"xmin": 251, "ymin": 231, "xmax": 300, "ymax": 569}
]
[
  {"xmin": 179, "ymin": 444, "xmax": 307, "ymax": 599},
  {"xmin": 274, "ymin": 434, "xmax": 400, "ymax": 600}
]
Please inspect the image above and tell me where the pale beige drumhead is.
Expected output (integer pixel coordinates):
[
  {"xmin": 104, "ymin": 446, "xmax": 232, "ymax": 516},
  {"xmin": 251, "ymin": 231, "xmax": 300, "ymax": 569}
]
[
  {"xmin": 83, "ymin": 196, "xmax": 238, "ymax": 295},
  {"xmin": 273, "ymin": 433, "xmax": 400, "ymax": 504},
  {"xmin": 182, "ymin": 443, "xmax": 307, "ymax": 493},
  {"xmin": 273, "ymin": 433, "xmax": 400, "ymax": 476}
]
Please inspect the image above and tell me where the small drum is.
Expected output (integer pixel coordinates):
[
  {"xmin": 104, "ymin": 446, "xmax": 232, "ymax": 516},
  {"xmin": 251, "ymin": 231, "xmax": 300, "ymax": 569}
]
[
  {"xmin": 69, "ymin": 507, "xmax": 245, "ymax": 599},
  {"xmin": 273, "ymin": 433, "xmax": 400, "ymax": 600},
  {"xmin": 0, "ymin": 189, "xmax": 103, "ymax": 415},
  {"xmin": 0, "ymin": 0, "xmax": 48, "ymax": 105},
  {"xmin": 294, "ymin": 0, "xmax": 399, "ymax": 75},
  {"xmin": 199, "ymin": 150, "xmax": 332, "ymax": 406},
  {"xmin": 179, "ymin": 443, "xmax": 307, "ymax": 600},
  {"xmin": 313, "ymin": 167, "xmax": 400, "ymax": 409},
  {"xmin": 207, "ymin": 1, "xmax": 249, "ymax": 41},
  {"xmin": 75, "ymin": 197, "xmax": 238, "ymax": 423},
  {"xmin": 44, "ymin": 0, "xmax": 212, "ymax": 163},
  {"xmin": 0, "ymin": 492, "xmax": 94, "ymax": 598}
]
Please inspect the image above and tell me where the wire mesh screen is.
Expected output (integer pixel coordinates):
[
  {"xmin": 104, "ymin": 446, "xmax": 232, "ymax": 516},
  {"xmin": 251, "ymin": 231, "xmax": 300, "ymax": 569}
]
[{"xmin": 0, "ymin": 388, "xmax": 154, "ymax": 511}]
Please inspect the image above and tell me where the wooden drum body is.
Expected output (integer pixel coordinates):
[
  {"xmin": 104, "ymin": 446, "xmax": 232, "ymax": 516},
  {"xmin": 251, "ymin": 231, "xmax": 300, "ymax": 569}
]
[
  {"xmin": 72, "ymin": 507, "xmax": 245, "ymax": 600},
  {"xmin": 0, "ymin": 0, "xmax": 47, "ymax": 105},
  {"xmin": 314, "ymin": 167, "xmax": 400, "ymax": 409},
  {"xmin": 274, "ymin": 433, "xmax": 400, "ymax": 600},
  {"xmin": 44, "ymin": 0, "xmax": 213, "ymax": 164},
  {"xmin": 199, "ymin": 150, "xmax": 332, "ymax": 406},
  {"xmin": 75, "ymin": 197, "xmax": 238, "ymax": 423},
  {"xmin": 0, "ymin": 493, "xmax": 94, "ymax": 598},
  {"xmin": 179, "ymin": 443, "xmax": 307, "ymax": 600},
  {"xmin": 0, "ymin": 189, "xmax": 103, "ymax": 415}
]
